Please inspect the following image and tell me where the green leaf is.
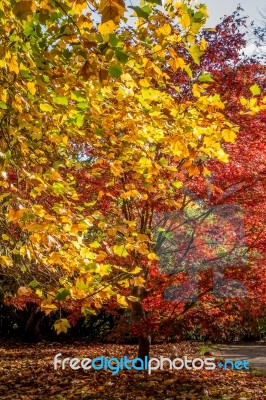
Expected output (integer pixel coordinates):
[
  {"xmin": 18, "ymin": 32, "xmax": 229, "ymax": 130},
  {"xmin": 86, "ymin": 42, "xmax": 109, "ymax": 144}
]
[
  {"xmin": 146, "ymin": 0, "xmax": 162, "ymax": 4},
  {"xmin": 42, "ymin": 75, "xmax": 49, "ymax": 83},
  {"xmin": 159, "ymin": 157, "xmax": 168, "ymax": 166},
  {"xmin": 76, "ymin": 280, "xmax": 89, "ymax": 290},
  {"xmin": 40, "ymin": 103, "xmax": 53, "ymax": 112},
  {"xmin": 53, "ymin": 96, "xmax": 68, "ymax": 106},
  {"xmin": 95, "ymin": 128, "xmax": 103, "ymax": 136},
  {"xmin": 29, "ymin": 279, "xmax": 39, "ymax": 288},
  {"xmin": 115, "ymin": 50, "xmax": 129, "ymax": 64},
  {"xmin": 165, "ymin": 231, "xmax": 174, "ymax": 239},
  {"xmin": 192, "ymin": 11, "xmax": 204, "ymax": 22},
  {"xmin": 21, "ymin": 212, "xmax": 35, "ymax": 221},
  {"xmin": 71, "ymin": 91, "xmax": 86, "ymax": 102},
  {"xmin": 75, "ymin": 114, "xmax": 84, "ymax": 127},
  {"xmin": 188, "ymin": 44, "xmax": 204, "ymax": 65},
  {"xmin": 55, "ymin": 288, "xmax": 70, "ymax": 301},
  {"xmin": 250, "ymin": 84, "xmax": 261, "ymax": 96},
  {"xmin": 198, "ymin": 73, "xmax": 214, "ymax": 82},
  {"xmin": 0, "ymin": 101, "xmax": 7, "ymax": 109},
  {"xmin": 81, "ymin": 307, "xmax": 97, "ymax": 316},
  {"xmin": 76, "ymin": 101, "xmax": 88, "ymax": 110},
  {"xmin": 84, "ymin": 200, "xmax": 97, "ymax": 207},
  {"xmin": 108, "ymin": 65, "xmax": 122, "ymax": 78},
  {"xmin": 173, "ymin": 180, "xmax": 183, "ymax": 189},
  {"xmin": 52, "ymin": 182, "xmax": 66, "ymax": 194},
  {"xmin": 129, "ymin": 6, "xmax": 150, "ymax": 20},
  {"xmin": 23, "ymin": 21, "xmax": 34, "ymax": 36},
  {"xmin": 109, "ymin": 34, "xmax": 120, "ymax": 47}
]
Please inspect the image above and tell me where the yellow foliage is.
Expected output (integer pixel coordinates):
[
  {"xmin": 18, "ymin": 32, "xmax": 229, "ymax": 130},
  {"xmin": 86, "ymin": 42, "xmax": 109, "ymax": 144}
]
[{"xmin": 54, "ymin": 318, "xmax": 71, "ymax": 334}]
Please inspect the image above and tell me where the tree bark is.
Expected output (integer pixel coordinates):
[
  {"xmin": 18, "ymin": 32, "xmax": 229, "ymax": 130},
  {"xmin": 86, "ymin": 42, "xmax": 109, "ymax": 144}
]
[
  {"xmin": 23, "ymin": 303, "xmax": 42, "ymax": 342},
  {"xmin": 130, "ymin": 286, "xmax": 151, "ymax": 361},
  {"xmin": 138, "ymin": 334, "xmax": 151, "ymax": 361}
]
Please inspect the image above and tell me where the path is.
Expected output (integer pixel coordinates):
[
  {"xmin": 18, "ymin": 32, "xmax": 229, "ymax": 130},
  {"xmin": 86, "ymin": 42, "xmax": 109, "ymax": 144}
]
[{"xmin": 213, "ymin": 343, "xmax": 266, "ymax": 371}]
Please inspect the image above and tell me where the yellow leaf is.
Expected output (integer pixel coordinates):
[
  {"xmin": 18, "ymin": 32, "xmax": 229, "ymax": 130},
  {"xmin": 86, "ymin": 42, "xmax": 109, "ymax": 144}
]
[
  {"xmin": 98, "ymin": 20, "xmax": 116, "ymax": 35},
  {"xmin": 138, "ymin": 157, "xmax": 152, "ymax": 169},
  {"xmin": 217, "ymin": 149, "xmax": 229, "ymax": 163},
  {"xmin": 136, "ymin": 242, "xmax": 149, "ymax": 255},
  {"xmin": 71, "ymin": 0, "xmax": 87, "ymax": 14},
  {"xmin": 192, "ymin": 83, "xmax": 202, "ymax": 98},
  {"xmin": 80, "ymin": 248, "xmax": 96, "ymax": 259},
  {"xmin": 172, "ymin": 180, "xmax": 183, "ymax": 189},
  {"xmin": 131, "ymin": 276, "xmax": 145, "ymax": 286},
  {"xmin": 130, "ymin": 266, "xmax": 142, "ymax": 274},
  {"xmin": 40, "ymin": 103, "xmax": 53, "ymax": 112},
  {"xmin": 180, "ymin": 13, "xmax": 190, "ymax": 29},
  {"xmin": 121, "ymin": 189, "xmax": 139, "ymax": 199},
  {"xmin": 199, "ymin": 38, "xmax": 207, "ymax": 51},
  {"xmin": 8, "ymin": 208, "xmax": 28, "ymax": 222},
  {"xmin": 148, "ymin": 252, "xmax": 158, "ymax": 260},
  {"xmin": 54, "ymin": 318, "xmax": 70, "ymax": 334},
  {"xmin": 127, "ymin": 295, "xmax": 139, "ymax": 302},
  {"xmin": 41, "ymin": 299, "xmax": 58, "ymax": 315},
  {"xmin": 110, "ymin": 160, "xmax": 123, "ymax": 176},
  {"xmin": 77, "ymin": 15, "xmax": 93, "ymax": 29},
  {"xmin": 113, "ymin": 245, "xmax": 129, "ymax": 257},
  {"xmin": 90, "ymin": 241, "xmax": 101, "ymax": 248},
  {"xmin": 156, "ymin": 23, "xmax": 171, "ymax": 36},
  {"xmin": 9, "ymin": 56, "xmax": 19, "ymax": 74},
  {"xmin": 27, "ymin": 81, "xmax": 36, "ymax": 95},
  {"xmin": 139, "ymin": 78, "xmax": 150, "ymax": 88},
  {"xmin": 137, "ymin": 234, "xmax": 149, "ymax": 241},
  {"xmin": 222, "ymin": 129, "xmax": 237, "ymax": 143},
  {"xmin": 50, "ymin": 171, "xmax": 63, "ymax": 181},
  {"xmin": 203, "ymin": 167, "xmax": 211, "ymax": 176},
  {"xmin": 117, "ymin": 294, "xmax": 128, "ymax": 308},
  {"xmin": 32, "ymin": 204, "xmax": 46, "ymax": 217},
  {"xmin": 174, "ymin": 2, "xmax": 183, "ymax": 10},
  {"xmin": 0, "ymin": 256, "xmax": 13, "ymax": 267}
]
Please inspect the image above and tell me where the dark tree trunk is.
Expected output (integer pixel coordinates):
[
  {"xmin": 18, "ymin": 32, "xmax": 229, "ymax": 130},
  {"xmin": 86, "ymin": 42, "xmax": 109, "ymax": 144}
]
[
  {"xmin": 23, "ymin": 303, "xmax": 42, "ymax": 342},
  {"xmin": 138, "ymin": 334, "xmax": 151, "ymax": 361},
  {"xmin": 130, "ymin": 286, "xmax": 151, "ymax": 361}
]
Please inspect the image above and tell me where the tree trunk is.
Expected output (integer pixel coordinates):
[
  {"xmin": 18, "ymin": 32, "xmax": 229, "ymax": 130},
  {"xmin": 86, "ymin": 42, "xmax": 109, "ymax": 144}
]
[
  {"xmin": 23, "ymin": 303, "xmax": 42, "ymax": 342},
  {"xmin": 138, "ymin": 334, "xmax": 151, "ymax": 361},
  {"xmin": 130, "ymin": 286, "xmax": 151, "ymax": 361}
]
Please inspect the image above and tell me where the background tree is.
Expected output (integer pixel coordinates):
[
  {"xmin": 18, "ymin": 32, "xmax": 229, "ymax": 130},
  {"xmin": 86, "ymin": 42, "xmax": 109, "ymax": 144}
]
[{"xmin": 0, "ymin": 0, "xmax": 264, "ymax": 359}]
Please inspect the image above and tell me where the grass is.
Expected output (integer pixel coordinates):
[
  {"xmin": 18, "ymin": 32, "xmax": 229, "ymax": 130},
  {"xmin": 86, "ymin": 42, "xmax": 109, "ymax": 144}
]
[
  {"xmin": 199, "ymin": 344, "xmax": 214, "ymax": 355},
  {"xmin": 250, "ymin": 369, "xmax": 266, "ymax": 376}
]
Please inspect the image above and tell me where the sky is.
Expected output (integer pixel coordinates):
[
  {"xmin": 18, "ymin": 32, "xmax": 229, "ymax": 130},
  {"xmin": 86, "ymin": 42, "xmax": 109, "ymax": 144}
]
[
  {"xmin": 123, "ymin": 1, "xmax": 266, "ymax": 56},
  {"xmin": 203, "ymin": 0, "xmax": 266, "ymax": 56},
  {"xmin": 203, "ymin": 0, "xmax": 265, "ymax": 27},
  {"xmin": 125, "ymin": 1, "xmax": 265, "ymax": 28}
]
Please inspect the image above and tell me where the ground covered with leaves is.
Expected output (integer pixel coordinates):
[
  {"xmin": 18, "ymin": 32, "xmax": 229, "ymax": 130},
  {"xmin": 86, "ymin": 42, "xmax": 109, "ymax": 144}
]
[{"xmin": 0, "ymin": 340, "xmax": 265, "ymax": 400}]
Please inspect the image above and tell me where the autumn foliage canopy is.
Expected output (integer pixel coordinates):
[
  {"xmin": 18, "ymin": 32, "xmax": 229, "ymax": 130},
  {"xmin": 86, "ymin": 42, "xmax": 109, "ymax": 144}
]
[{"xmin": 0, "ymin": 0, "xmax": 265, "ymax": 337}]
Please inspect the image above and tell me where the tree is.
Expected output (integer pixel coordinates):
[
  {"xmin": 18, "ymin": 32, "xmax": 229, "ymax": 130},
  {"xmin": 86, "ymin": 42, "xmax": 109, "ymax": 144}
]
[
  {"xmin": 0, "ymin": 1, "xmax": 264, "ymax": 358},
  {"xmin": 118, "ymin": 9, "xmax": 266, "ymax": 344}
]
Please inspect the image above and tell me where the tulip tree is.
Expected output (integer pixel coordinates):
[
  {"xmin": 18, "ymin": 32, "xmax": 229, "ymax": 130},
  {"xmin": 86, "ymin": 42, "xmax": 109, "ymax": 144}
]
[{"xmin": 0, "ymin": 0, "xmax": 264, "ymax": 350}]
